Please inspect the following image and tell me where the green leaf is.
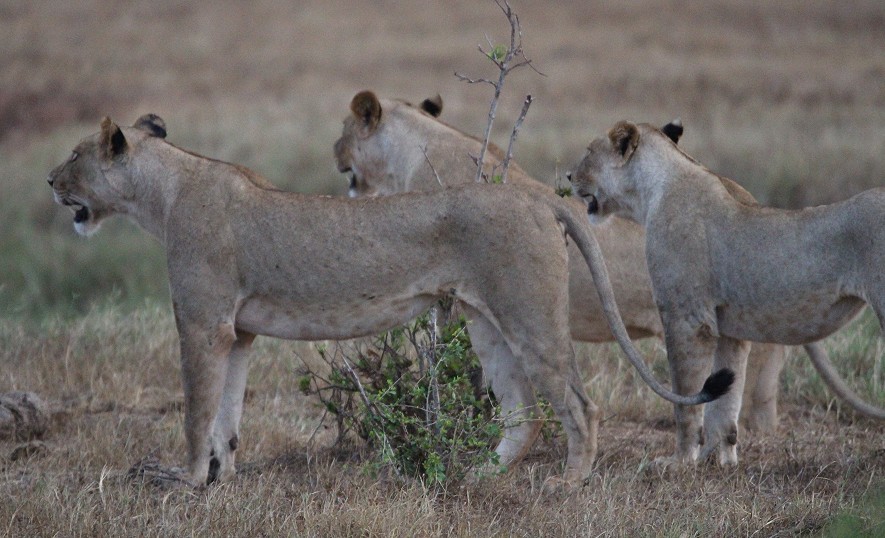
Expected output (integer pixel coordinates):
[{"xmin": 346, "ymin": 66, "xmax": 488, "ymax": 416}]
[
  {"xmin": 488, "ymin": 44, "xmax": 507, "ymax": 62},
  {"xmin": 298, "ymin": 376, "xmax": 312, "ymax": 394},
  {"xmin": 555, "ymin": 185, "xmax": 572, "ymax": 198}
]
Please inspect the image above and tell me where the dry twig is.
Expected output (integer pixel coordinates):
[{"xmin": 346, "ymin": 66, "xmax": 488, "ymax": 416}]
[
  {"xmin": 501, "ymin": 94, "xmax": 533, "ymax": 184},
  {"xmin": 420, "ymin": 145, "xmax": 443, "ymax": 187},
  {"xmin": 454, "ymin": 0, "xmax": 543, "ymax": 183}
]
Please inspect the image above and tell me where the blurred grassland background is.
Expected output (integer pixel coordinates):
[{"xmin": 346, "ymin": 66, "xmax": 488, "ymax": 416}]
[
  {"xmin": 0, "ymin": 1, "xmax": 884, "ymax": 535},
  {"xmin": 2, "ymin": 0, "xmax": 885, "ymax": 318}
]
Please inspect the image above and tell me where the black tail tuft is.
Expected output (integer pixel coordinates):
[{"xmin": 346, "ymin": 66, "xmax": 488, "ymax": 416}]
[{"xmin": 700, "ymin": 368, "xmax": 735, "ymax": 402}]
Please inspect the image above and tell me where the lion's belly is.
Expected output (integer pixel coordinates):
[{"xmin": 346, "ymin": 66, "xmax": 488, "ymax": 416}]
[
  {"xmin": 716, "ymin": 295, "xmax": 867, "ymax": 345},
  {"xmin": 235, "ymin": 294, "xmax": 439, "ymax": 340}
]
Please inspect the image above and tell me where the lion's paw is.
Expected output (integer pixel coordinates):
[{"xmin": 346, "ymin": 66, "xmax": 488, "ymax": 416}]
[
  {"xmin": 649, "ymin": 455, "xmax": 696, "ymax": 471},
  {"xmin": 127, "ymin": 457, "xmax": 197, "ymax": 489},
  {"xmin": 541, "ymin": 473, "xmax": 588, "ymax": 494}
]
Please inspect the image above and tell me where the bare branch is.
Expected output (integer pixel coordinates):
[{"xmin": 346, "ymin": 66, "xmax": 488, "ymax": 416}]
[
  {"xmin": 456, "ymin": 0, "xmax": 541, "ymax": 183},
  {"xmin": 483, "ymin": 33, "xmax": 495, "ymax": 52},
  {"xmin": 453, "ymin": 72, "xmax": 497, "ymax": 88},
  {"xmin": 340, "ymin": 352, "xmax": 376, "ymax": 417},
  {"xmin": 425, "ymin": 307, "xmax": 441, "ymax": 433},
  {"xmin": 420, "ymin": 145, "xmax": 443, "ymax": 187},
  {"xmin": 474, "ymin": 76, "xmax": 504, "ymax": 182},
  {"xmin": 501, "ymin": 94, "xmax": 533, "ymax": 184}
]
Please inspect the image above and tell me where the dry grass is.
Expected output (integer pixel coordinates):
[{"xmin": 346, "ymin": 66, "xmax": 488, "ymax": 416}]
[
  {"xmin": 1, "ymin": 0, "xmax": 884, "ymax": 535},
  {"xmin": 0, "ymin": 305, "xmax": 882, "ymax": 536}
]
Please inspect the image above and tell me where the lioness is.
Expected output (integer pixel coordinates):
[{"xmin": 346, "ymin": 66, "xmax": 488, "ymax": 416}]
[
  {"xmin": 569, "ymin": 120, "xmax": 885, "ymax": 465},
  {"xmin": 47, "ymin": 115, "xmax": 732, "ymax": 486},
  {"xmin": 333, "ymin": 90, "xmax": 787, "ymax": 440}
]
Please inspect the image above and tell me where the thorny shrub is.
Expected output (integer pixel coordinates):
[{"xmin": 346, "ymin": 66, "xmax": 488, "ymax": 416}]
[{"xmin": 299, "ymin": 307, "xmax": 506, "ymax": 486}]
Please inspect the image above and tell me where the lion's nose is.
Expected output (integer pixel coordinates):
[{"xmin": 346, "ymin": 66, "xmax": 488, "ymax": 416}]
[
  {"xmin": 47, "ymin": 175, "xmax": 54, "ymax": 187},
  {"xmin": 565, "ymin": 171, "xmax": 573, "ymax": 181}
]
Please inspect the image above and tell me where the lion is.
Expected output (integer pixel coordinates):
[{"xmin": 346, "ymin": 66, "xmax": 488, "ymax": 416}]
[
  {"xmin": 47, "ymin": 115, "xmax": 733, "ymax": 486},
  {"xmin": 333, "ymin": 90, "xmax": 787, "ymax": 440},
  {"xmin": 568, "ymin": 119, "xmax": 885, "ymax": 465}
]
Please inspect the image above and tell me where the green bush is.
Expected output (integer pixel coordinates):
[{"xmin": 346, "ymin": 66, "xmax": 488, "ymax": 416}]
[{"xmin": 299, "ymin": 309, "xmax": 504, "ymax": 486}]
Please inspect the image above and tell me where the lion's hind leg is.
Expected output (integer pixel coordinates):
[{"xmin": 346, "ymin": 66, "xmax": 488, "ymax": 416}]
[
  {"xmin": 526, "ymin": 342, "xmax": 599, "ymax": 485},
  {"xmin": 504, "ymin": 323, "xmax": 598, "ymax": 484},
  {"xmin": 741, "ymin": 343, "xmax": 785, "ymax": 432},
  {"xmin": 463, "ymin": 302, "xmax": 598, "ymax": 485},
  {"xmin": 467, "ymin": 315, "xmax": 543, "ymax": 472}
]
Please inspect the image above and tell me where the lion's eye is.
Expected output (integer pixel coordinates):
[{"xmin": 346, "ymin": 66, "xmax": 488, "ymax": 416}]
[{"xmin": 69, "ymin": 152, "xmax": 79, "ymax": 163}]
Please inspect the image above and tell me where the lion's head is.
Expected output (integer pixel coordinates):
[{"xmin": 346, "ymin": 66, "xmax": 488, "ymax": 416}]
[
  {"xmin": 47, "ymin": 114, "xmax": 167, "ymax": 236},
  {"xmin": 333, "ymin": 90, "xmax": 443, "ymax": 197},
  {"xmin": 568, "ymin": 120, "xmax": 683, "ymax": 224}
]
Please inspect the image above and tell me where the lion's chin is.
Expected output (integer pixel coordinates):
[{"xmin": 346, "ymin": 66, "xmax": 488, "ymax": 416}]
[
  {"xmin": 74, "ymin": 220, "xmax": 100, "ymax": 237},
  {"xmin": 72, "ymin": 206, "xmax": 103, "ymax": 237}
]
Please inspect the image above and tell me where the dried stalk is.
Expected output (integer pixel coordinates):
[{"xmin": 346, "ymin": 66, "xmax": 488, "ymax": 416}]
[
  {"xmin": 501, "ymin": 94, "xmax": 533, "ymax": 184},
  {"xmin": 454, "ymin": 0, "xmax": 542, "ymax": 183}
]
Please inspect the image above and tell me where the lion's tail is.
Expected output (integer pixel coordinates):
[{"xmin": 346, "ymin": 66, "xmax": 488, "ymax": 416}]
[
  {"xmin": 803, "ymin": 343, "xmax": 885, "ymax": 419},
  {"xmin": 552, "ymin": 199, "xmax": 734, "ymax": 406}
]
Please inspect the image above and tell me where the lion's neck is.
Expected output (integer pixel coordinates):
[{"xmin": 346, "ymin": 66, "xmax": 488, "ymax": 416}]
[
  {"xmin": 638, "ymin": 144, "xmax": 736, "ymax": 226},
  {"xmin": 629, "ymin": 153, "xmax": 671, "ymax": 226},
  {"xmin": 126, "ymin": 154, "xmax": 191, "ymax": 243}
]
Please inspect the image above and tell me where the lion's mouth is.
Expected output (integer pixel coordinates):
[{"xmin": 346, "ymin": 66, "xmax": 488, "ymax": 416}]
[
  {"xmin": 337, "ymin": 165, "xmax": 359, "ymax": 197},
  {"xmin": 586, "ymin": 194, "xmax": 600, "ymax": 215},
  {"xmin": 344, "ymin": 170, "xmax": 363, "ymax": 198},
  {"xmin": 60, "ymin": 197, "xmax": 91, "ymax": 223},
  {"xmin": 73, "ymin": 205, "xmax": 90, "ymax": 223}
]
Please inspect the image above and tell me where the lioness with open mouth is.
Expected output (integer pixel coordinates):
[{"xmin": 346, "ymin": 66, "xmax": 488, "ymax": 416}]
[
  {"xmin": 47, "ymin": 115, "xmax": 732, "ymax": 487},
  {"xmin": 569, "ymin": 120, "xmax": 885, "ymax": 466},
  {"xmin": 334, "ymin": 90, "xmax": 794, "ymax": 438}
]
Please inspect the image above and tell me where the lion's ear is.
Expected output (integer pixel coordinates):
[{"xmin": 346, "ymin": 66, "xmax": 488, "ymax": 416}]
[
  {"xmin": 133, "ymin": 113, "xmax": 167, "ymax": 138},
  {"xmin": 99, "ymin": 116, "xmax": 127, "ymax": 159},
  {"xmin": 661, "ymin": 119, "xmax": 683, "ymax": 144},
  {"xmin": 608, "ymin": 121, "xmax": 640, "ymax": 161},
  {"xmin": 350, "ymin": 91, "xmax": 382, "ymax": 132},
  {"xmin": 420, "ymin": 94, "xmax": 443, "ymax": 117}
]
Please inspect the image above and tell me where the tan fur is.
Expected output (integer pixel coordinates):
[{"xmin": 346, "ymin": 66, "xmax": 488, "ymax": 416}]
[
  {"xmin": 47, "ymin": 116, "xmax": 726, "ymax": 487},
  {"xmin": 569, "ymin": 120, "xmax": 885, "ymax": 465},
  {"xmin": 332, "ymin": 91, "xmax": 784, "ymax": 447}
]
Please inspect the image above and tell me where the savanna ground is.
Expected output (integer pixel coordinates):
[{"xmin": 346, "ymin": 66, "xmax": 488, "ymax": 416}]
[{"xmin": 1, "ymin": 0, "xmax": 883, "ymax": 535}]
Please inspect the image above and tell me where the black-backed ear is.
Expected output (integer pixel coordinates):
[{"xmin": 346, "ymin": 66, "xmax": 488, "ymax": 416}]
[
  {"xmin": 133, "ymin": 113, "xmax": 167, "ymax": 138},
  {"xmin": 607, "ymin": 121, "xmax": 640, "ymax": 161},
  {"xmin": 99, "ymin": 116, "xmax": 127, "ymax": 159},
  {"xmin": 350, "ymin": 91, "xmax": 382, "ymax": 132},
  {"xmin": 661, "ymin": 118, "xmax": 683, "ymax": 144},
  {"xmin": 419, "ymin": 94, "xmax": 443, "ymax": 117}
]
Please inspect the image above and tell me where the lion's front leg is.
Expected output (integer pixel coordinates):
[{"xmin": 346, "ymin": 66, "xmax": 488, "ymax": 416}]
[
  {"xmin": 177, "ymin": 320, "xmax": 237, "ymax": 486},
  {"xmin": 209, "ymin": 330, "xmax": 255, "ymax": 483},
  {"xmin": 700, "ymin": 336, "xmax": 749, "ymax": 465},
  {"xmin": 660, "ymin": 320, "xmax": 718, "ymax": 465}
]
